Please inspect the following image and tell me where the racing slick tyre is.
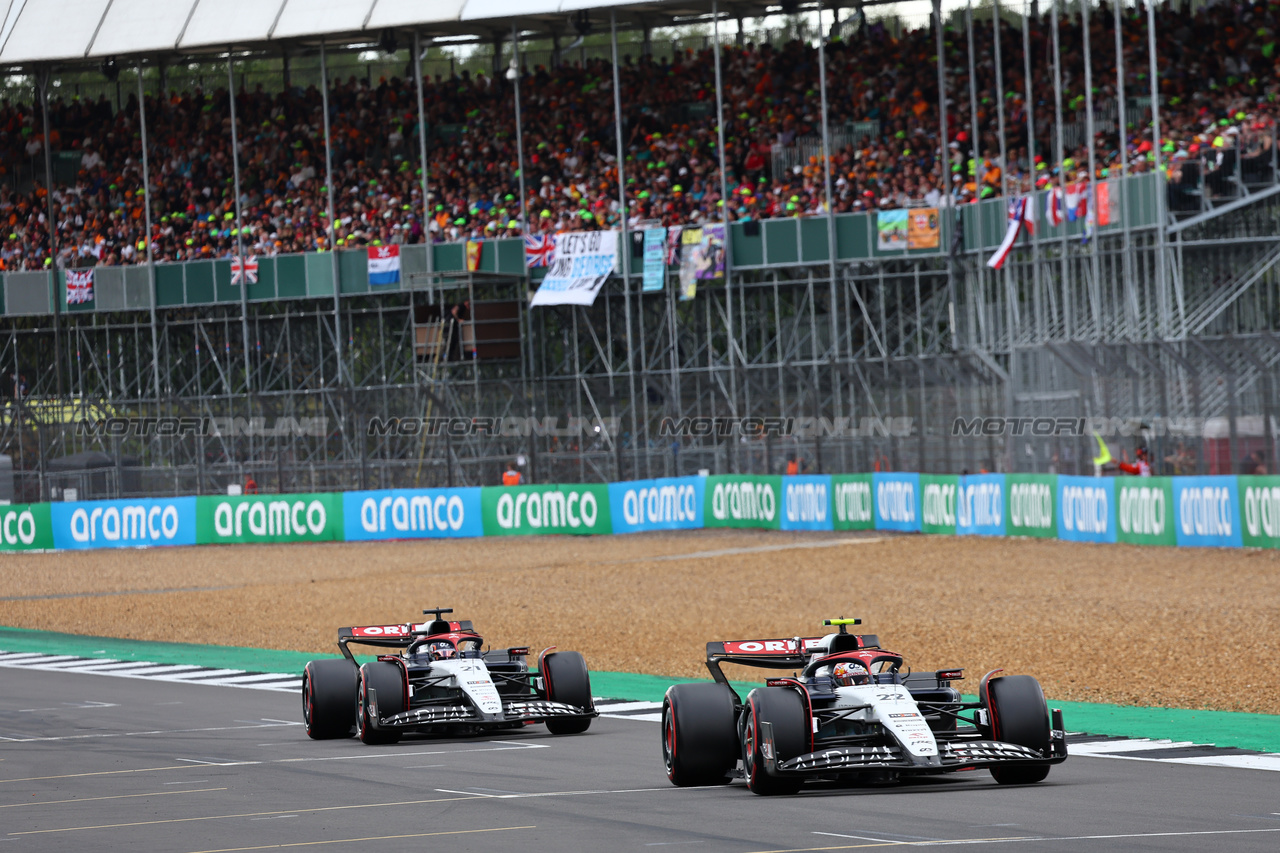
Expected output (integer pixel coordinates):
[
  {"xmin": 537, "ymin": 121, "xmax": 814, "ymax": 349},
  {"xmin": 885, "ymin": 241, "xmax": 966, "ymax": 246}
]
[
  {"xmin": 355, "ymin": 661, "xmax": 406, "ymax": 745},
  {"xmin": 661, "ymin": 683, "xmax": 738, "ymax": 786},
  {"xmin": 542, "ymin": 651, "xmax": 593, "ymax": 735},
  {"xmin": 743, "ymin": 688, "xmax": 806, "ymax": 796},
  {"xmin": 302, "ymin": 659, "xmax": 358, "ymax": 739},
  {"xmin": 985, "ymin": 675, "xmax": 1052, "ymax": 785}
]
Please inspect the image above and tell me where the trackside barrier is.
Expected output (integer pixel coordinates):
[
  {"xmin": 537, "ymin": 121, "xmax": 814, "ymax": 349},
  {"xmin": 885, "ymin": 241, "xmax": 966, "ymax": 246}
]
[{"xmin": 2, "ymin": 475, "xmax": 1277, "ymax": 552}]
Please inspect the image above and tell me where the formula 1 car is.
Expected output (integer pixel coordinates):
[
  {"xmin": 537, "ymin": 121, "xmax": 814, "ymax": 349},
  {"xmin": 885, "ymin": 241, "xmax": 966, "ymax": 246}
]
[
  {"xmin": 302, "ymin": 608, "xmax": 596, "ymax": 743},
  {"xmin": 662, "ymin": 619, "xmax": 1066, "ymax": 794}
]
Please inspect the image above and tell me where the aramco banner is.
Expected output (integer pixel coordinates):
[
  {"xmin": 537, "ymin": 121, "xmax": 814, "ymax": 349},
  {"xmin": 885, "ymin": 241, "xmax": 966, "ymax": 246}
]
[
  {"xmin": 197, "ymin": 494, "xmax": 343, "ymax": 544},
  {"xmin": 608, "ymin": 477, "xmax": 703, "ymax": 534},
  {"xmin": 1005, "ymin": 474, "xmax": 1057, "ymax": 538},
  {"xmin": 872, "ymin": 473, "xmax": 921, "ymax": 532},
  {"xmin": 343, "ymin": 488, "xmax": 483, "ymax": 540},
  {"xmin": 1115, "ymin": 477, "xmax": 1176, "ymax": 546},
  {"xmin": 780, "ymin": 475, "xmax": 833, "ymax": 531},
  {"xmin": 704, "ymin": 475, "xmax": 782, "ymax": 529},
  {"xmin": 481, "ymin": 484, "xmax": 611, "ymax": 535},
  {"xmin": 0, "ymin": 503, "xmax": 53, "ymax": 551},
  {"xmin": 956, "ymin": 474, "xmax": 1006, "ymax": 536},
  {"xmin": 1240, "ymin": 476, "xmax": 1280, "ymax": 549},
  {"xmin": 1172, "ymin": 476, "xmax": 1242, "ymax": 548},
  {"xmin": 830, "ymin": 474, "xmax": 875, "ymax": 531},
  {"xmin": 920, "ymin": 474, "xmax": 957, "ymax": 535},
  {"xmin": 1056, "ymin": 475, "xmax": 1116, "ymax": 544},
  {"xmin": 52, "ymin": 498, "xmax": 197, "ymax": 549}
]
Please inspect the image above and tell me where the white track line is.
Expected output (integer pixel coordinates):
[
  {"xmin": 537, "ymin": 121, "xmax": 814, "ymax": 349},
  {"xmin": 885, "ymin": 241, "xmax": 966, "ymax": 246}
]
[{"xmin": 1069, "ymin": 739, "xmax": 1198, "ymax": 755}]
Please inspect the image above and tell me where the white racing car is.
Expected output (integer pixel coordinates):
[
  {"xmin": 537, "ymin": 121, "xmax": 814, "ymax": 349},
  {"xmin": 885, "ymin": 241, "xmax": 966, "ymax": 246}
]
[
  {"xmin": 302, "ymin": 607, "xmax": 596, "ymax": 744},
  {"xmin": 661, "ymin": 618, "xmax": 1067, "ymax": 794}
]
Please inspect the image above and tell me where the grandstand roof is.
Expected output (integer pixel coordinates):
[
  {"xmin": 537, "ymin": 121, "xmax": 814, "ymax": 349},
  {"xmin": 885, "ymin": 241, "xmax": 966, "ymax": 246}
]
[{"xmin": 0, "ymin": 0, "xmax": 780, "ymax": 68}]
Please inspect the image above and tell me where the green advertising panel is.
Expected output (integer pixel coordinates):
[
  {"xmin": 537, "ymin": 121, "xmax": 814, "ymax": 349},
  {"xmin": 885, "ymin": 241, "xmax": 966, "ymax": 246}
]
[
  {"xmin": 1005, "ymin": 473, "xmax": 1057, "ymax": 538},
  {"xmin": 920, "ymin": 474, "xmax": 958, "ymax": 534},
  {"xmin": 0, "ymin": 503, "xmax": 54, "ymax": 550},
  {"xmin": 480, "ymin": 484, "xmax": 612, "ymax": 535},
  {"xmin": 1240, "ymin": 475, "xmax": 1280, "ymax": 549},
  {"xmin": 831, "ymin": 474, "xmax": 874, "ymax": 530},
  {"xmin": 1115, "ymin": 477, "xmax": 1176, "ymax": 546},
  {"xmin": 196, "ymin": 493, "xmax": 344, "ymax": 544},
  {"xmin": 704, "ymin": 475, "xmax": 782, "ymax": 529}
]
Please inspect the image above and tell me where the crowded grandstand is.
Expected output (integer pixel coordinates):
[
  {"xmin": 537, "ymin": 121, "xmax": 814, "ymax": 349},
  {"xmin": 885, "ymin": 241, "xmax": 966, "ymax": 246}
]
[{"xmin": 0, "ymin": 0, "xmax": 1273, "ymax": 270}]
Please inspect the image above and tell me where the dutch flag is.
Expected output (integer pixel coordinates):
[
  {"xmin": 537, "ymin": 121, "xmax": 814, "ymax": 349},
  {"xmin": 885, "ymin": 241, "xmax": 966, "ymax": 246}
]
[{"xmin": 367, "ymin": 245, "xmax": 401, "ymax": 286}]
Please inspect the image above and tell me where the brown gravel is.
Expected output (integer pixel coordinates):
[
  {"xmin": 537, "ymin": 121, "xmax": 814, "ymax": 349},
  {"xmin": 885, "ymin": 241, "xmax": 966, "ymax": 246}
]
[{"xmin": 2, "ymin": 530, "xmax": 1277, "ymax": 712}]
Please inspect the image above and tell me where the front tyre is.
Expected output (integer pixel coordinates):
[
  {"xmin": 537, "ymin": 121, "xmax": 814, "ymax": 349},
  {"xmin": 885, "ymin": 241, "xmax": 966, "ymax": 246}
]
[
  {"xmin": 662, "ymin": 683, "xmax": 738, "ymax": 786},
  {"xmin": 985, "ymin": 674, "xmax": 1052, "ymax": 785},
  {"xmin": 302, "ymin": 659, "xmax": 358, "ymax": 739},
  {"xmin": 542, "ymin": 651, "xmax": 594, "ymax": 735},
  {"xmin": 743, "ymin": 688, "xmax": 806, "ymax": 796},
  {"xmin": 355, "ymin": 661, "xmax": 405, "ymax": 745}
]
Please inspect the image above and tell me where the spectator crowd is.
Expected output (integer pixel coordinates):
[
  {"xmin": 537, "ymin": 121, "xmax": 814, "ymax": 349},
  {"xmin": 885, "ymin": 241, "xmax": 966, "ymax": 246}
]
[{"xmin": 0, "ymin": 0, "xmax": 1276, "ymax": 271}]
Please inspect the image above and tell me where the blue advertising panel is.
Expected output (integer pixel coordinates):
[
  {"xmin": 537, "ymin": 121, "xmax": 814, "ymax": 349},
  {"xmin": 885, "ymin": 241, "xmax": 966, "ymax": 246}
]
[
  {"xmin": 780, "ymin": 475, "xmax": 834, "ymax": 531},
  {"xmin": 1172, "ymin": 476, "xmax": 1243, "ymax": 548},
  {"xmin": 342, "ymin": 488, "xmax": 483, "ymax": 540},
  {"xmin": 956, "ymin": 474, "xmax": 1006, "ymax": 536},
  {"xmin": 608, "ymin": 477, "xmax": 703, "ymax": 534},
  {"xmin": 642, "ymin": 228, "xmax": 666, "ymax": 292},
  {"xmin": 51, "ymin": 498, "xmax": 197, "ymax": 549},
  {"xmin": 1056, "ymin": 475, "xmax": 1116, "ymax": 543},
  {"xmin": 872, "ymin": 472, "xmax": 921, "ymax": 532}
]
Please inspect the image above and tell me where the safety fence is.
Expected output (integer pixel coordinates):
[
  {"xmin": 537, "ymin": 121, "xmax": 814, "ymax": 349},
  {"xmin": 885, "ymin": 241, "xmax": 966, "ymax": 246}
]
[{"xmin": 1, "ymin": 472, "xmax": 1277, "ymax": 552}]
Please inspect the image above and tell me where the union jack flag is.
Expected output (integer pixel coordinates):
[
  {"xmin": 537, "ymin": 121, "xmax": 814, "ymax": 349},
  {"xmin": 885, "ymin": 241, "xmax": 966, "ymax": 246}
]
[
  {"xmin": 524, "ymin": 234, "xmax": 555, "ymax": 268},
  {"xmin": 231, "ymin": 254, "xmax": 258, "ymax": 284}
]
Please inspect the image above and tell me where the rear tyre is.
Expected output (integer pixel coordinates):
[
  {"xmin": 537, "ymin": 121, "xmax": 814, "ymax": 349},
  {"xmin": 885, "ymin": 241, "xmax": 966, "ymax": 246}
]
[
  {"xmin": 985, "ymin": 675, "xmax": 1052, "ymax": 785},
  {"xmin": 302, "ymin": 659, "xmax": 357, "ymax": 739},
  {"xmin": 743, "ymin": 688, "xmax": 806, "ymax": 796},
  {"xmin": 542, "ymin": 651, "xmax": 593, "ymax": 735},
  {"xmin": 355, "ymin": 661, "xmax": 405, "ymax": 745},
  {"xmin": 661, "ymin": 683, "xmax": 738, "ymax": 786}
]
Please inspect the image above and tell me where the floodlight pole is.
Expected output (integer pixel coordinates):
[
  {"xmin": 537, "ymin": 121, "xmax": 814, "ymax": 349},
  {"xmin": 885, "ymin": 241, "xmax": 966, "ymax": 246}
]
[
  {"xmin": 1051, "ymin": 0, "xmax": 1069, "ymax": 338},
  {"xmin": 511, "ymin": 22, "xmax": 529, "ymax": 236},
  {"xmin": 227, "ymin": 57, "xmax": 251, "ymax": 393},
  {"xmin": 1081, "ymin": 0, "xmax": 1101, "ymax": 340},
  {"xmin": 610, "ymin": 9, "xmax": 639, "ymax": 480},
  {"xmin": 137, "ymin": 65, "xmax": 162, "ymax": 405},
  {"xmin": 413, "ymin": 30, "xmax": 433, "ymax": 277},
  {"xmin": 1114, "ymin": 0, "xmax": 1132, "ymax": 339},
  {"xmin": 319, "ymin": 40, "xmax": 343, "ymax": 387},
  {"xmin": 37, "ymin": 70, "xmax": 63, "ymax": 397},
  {"xmin": 711, "ymin": 0, "xmax": 737, "ymax": 454},
  {"xmin": 934, "ymin": 0, "xmax": 957, "ymax": 350},
  {"xmin": 1022, "ymin": 1, "xmax": 1041, "ymax": 339},
  {"xmin": 1147, "ymin": 0, "xmax": 1170, "ymax": 337},
  {"xmin": 965, "ymin": 0, "xmax": 984, "ymax": 348},
  {"xmin": 817, "ymin": 0, "xmax": 839, "ymax": 470}
]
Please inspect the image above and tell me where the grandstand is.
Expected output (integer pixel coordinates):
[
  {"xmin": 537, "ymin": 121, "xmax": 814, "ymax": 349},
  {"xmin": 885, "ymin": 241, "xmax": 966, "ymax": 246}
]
[{"xmin": 0, "ymin": 0, "xmax": 1276, "ymax": 499}]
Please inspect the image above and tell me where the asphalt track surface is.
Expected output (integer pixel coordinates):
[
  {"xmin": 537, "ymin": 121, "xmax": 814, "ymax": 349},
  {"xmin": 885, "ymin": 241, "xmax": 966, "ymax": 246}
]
[{"xmin": 3, "ymin": 668, "xmax": 1280, "ymax": 853}]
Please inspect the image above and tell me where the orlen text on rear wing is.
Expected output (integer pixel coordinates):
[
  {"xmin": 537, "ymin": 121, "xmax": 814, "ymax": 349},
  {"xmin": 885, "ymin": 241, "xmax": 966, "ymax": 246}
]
[
  {"xmin": 704, "ymin": 637, "xmax": 825, "ymax": 683},
  {"xmin": 336, "ymin": 620, "xmax": 476, "ymax": 659}
]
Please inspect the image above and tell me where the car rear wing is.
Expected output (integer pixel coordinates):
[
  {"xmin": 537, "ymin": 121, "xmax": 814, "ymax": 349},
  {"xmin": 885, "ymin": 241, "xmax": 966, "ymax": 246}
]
[
  {"xmin": 704, "ymin": 634, "xmax": 882, "ymax": 684},
  {"xmin": 337, "ymin": 620, "xmax": 477, "ymax": 657}
]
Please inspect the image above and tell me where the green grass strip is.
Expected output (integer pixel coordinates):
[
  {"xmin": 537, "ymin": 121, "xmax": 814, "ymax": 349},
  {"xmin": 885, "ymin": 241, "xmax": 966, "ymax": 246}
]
[{"xmin": 4, "ymin": 626, "xmax": 1278, "ymax": 752}]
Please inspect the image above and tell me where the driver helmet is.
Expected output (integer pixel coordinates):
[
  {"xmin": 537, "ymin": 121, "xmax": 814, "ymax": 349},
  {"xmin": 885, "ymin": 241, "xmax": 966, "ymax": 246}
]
[
  {"xmin": 832, "ymin": 661, "xmax": 869, "ymax": 686},
  {"xmin": 429, "ymin": 641, "xmax": 457, "ymax": 661}
]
